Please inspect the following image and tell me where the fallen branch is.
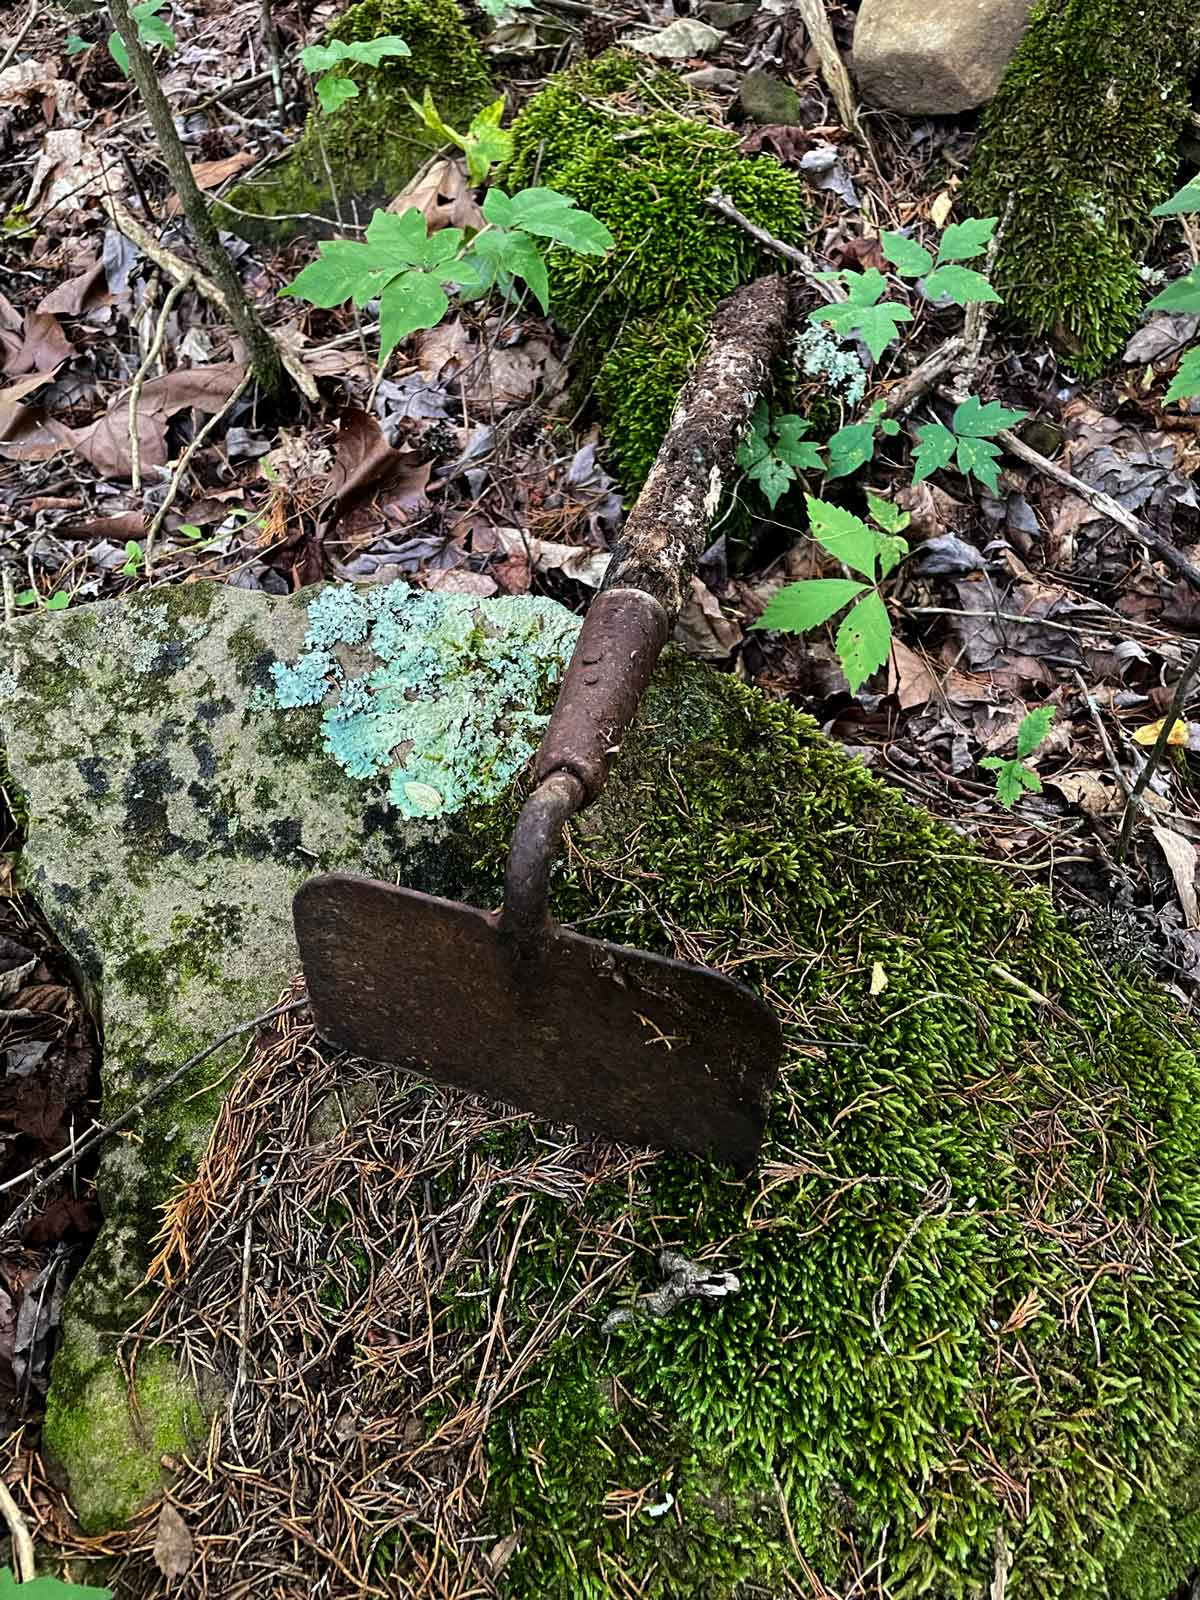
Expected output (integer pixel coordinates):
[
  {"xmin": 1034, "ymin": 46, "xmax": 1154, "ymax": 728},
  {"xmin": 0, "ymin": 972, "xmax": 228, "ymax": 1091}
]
[
  {"xmin": 705, "ymin": 191, "xmax": 842, "ymax": 302},
  {"xmin": 128, "ymin": 273, "xmax": 191, "ymax": 494},
  {"xmin": 0, "ymin": 998, "xmax": 308, "ymax": 1243},
  {"xmin": 0, "ymin": 1477, "xmax": 34, "ymax": 1582},
  {"xmin": 793, "ymin": 0, "xmax": 865, "ymax": 146}
]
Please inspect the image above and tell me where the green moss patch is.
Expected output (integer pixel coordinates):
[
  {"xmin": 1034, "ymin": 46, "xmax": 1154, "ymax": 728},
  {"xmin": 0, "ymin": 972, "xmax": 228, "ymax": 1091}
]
[
  {"xmin": 968, "ymin": 0, "xmax": 1199, "ymax": 375},
  {"xmin": 425, "ymin": 657, "xmax": 1200, "ymax": 1597},
  {"xmin": 218, "ymin": 0, "xmax": 492, "ymax": 243},
  {"xmin": 505, "ymin": 52, "xmax": 811, "ymax": 490}
]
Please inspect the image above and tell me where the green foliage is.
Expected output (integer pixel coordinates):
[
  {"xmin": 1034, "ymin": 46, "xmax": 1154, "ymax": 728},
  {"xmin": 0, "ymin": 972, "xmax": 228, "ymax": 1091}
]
[
  {"xmin": 16, "ymin": 588, "xmax": 70, "ymax": 611},
  {"xmin": 881, "ymin": 216, "xmax": 1000, "ymax": 307},
  {"xmin": 460, "ymin": 658, "xmax": 1200, "ymax": 1597},
  {"xmin": 503, "ymin": 51, "xmax": 811, "ymax": 490},
  {"xmin": 300, "ymin": 33, "xmax": 410, "ymax": 114},
  {"xmin": 1147, "ymin": 179, "xmax": 1200, "ymax": 403},
  {"xmin": 753, "ymin": 494, "xmax": 909, "ymax": 692},
  {"xmin": 406, "ymin": 90, "xmax": 511, "ymax": 184},
  {"xmin": 107, "ymin": 0, "xmax": 175, "ymax": 77},
  {"xmin": 809, "ymin": 269, "xmax": 913, "ymax": 361},
  {"xmin": 280, "ymin": 189, "xmax": 611, "ymax": 363},
  {"xmin": 968, "ymin": 0, "xmax": 1199, "ymax": 374},
  {"xmin": 981, "ymin": 705, "xmax": 1056, "ymax": 808},
  {"xmin": 825, "ymin": 397, "xmax": 901, "ymax": 480},
  {"xmin": 0, "ymin": 1570, "xmax": 111, "ymax": 1599},
  {"xmin": 913, "ymin": 395, "xmax": 1027, "ymax": 494},
  {"xmin": 120, "ymin": 541, "xmax": 143, "ymax": 577},
  {"xmin": 736, "ymin": 401, "xmax": 823, "ymax": 509}
]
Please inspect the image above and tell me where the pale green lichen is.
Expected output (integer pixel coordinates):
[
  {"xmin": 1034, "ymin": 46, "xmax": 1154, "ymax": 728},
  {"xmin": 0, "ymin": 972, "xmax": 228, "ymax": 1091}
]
[{"xmin": 269, "ymin": 583, "xmax": 580, "ymax": 820}]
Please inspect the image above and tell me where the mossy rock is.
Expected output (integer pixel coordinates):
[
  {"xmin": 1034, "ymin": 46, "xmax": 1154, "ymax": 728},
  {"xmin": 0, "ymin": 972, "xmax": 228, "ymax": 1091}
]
[
  {"xmin": 217, "ymin": 0, "xmax": 492, "ymax": 243},
  {"xmin": 415, "ymin": 655, "xmax": 1200, "ymax": 1598},
  {"xmin": 967, "ymin": 0, "xmax": 1199, "ymax": 375},
  {"xmin": 0, "ymin": 580, "xmax": 579, "ymax": 1534},
  {"xmin": 504, "ymin": 51, "xmax": 813, "ymax": 491}
]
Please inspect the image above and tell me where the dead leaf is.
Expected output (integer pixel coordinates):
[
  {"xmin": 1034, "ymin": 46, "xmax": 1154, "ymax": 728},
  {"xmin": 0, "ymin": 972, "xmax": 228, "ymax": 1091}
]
[
  {"xmin": 62, "ymin": 511, "xmax": 146, "ymax": 540},
  {"xmin": 324, "ymin": 408, "xmax": 432, "ymax": 530},
  {"xmin": 2, "ymin": 311, "xmax": 74, "ymax": 377},
  {"xmin": 153, "ymin": 1501, "xmax": 194, "ymax": 1579},
  {"xmin": 0, "ymin": 371, "xmax": 57, "ymax": 433},
  {"xmin": 1152, "ymin": 825, "xmax": 1199, "ymax": 928},
  {"xmin": 487, "ymin": 1531, "xmax": 521, "ymax": 1575},
  {"xmin": 483, "ymin": 527, "xmax": 611, "ymax": 590},
  {"xmin": 68, "ymin": 362, "xmax": 248, "ymax": 477},
  {"xmin": 413, "ymin": 319, "xmax": 474, "ymax": 384},
  {"xmin": 929, "ymin": 190, "xmax": 955, "ymax": 228},
  {"xmin": 674, "ymin": 576, "xmax": 741, "ymax": 661},
  {"xmin": 622, "ymin": 18, "xmax": 724, "ymax": 56},
  {"xmin": 37, "ymin": 259, "xmax": 111, "ymax": 318},
  {"xmin": 0, "ymin": 59, "xmax": 83, "ymax": 123},
  {"xmin": 26, "ymin": 129, "xmax": 121, "ymax": 216},
  {"xmin": 1133, "ymin": 717, "xmax": 1188, "ymax": 748},
  {"xmin": 164, "ymin": 152, "xmax": 256, "ymax": 216},
  {"xmin": 888, "ymin": 639, "xmax": 937, "ymax": 710},
  {"xmin": 425, "ymin": 569, "xmax": 498, "ymax": 596},
  {"xmin": 1047, "ymin": 771, "xmax": 1122, "ymax": 816},
  {"xmin": 389, "ymin": 156, "xmax": 485, "ymax": 232}
]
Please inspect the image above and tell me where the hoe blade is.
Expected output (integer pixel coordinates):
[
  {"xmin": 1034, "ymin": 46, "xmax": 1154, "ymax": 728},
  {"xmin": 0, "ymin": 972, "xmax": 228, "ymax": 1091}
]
[{"xmin": 294, "ymin": 873, "xmax": 782, "ymax": 1172}]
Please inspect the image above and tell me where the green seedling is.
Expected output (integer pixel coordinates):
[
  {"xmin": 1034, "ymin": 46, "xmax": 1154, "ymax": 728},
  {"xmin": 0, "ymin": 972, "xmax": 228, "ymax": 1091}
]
[
  {"xmin": 753, "ymin": 493, "xmax": 910, "ymax": 693},
  {"xmin": 825, "ymin": 398, "xmax": 902, "ymax": 480},
  {"xmin": 981, "ymin": 705, "xmax": 1056, "ymax": 807},
  {"xmin": 120, "ymin": 540, "xmax": 144, "ymax": 576},
  {"xmin": 299, "ymin": 34, "xmax": 410, "ymax": 115},
  {"xmin": 78, "ymin": 0, "xmax": 176, "ymax": 77},
  {"xmin": 406, "ymin": 90, "xmax": 512, "ymax": 186},
  {"xmin": 16, "ymin": 588, "xmax": 70, "ymax": 611},
  {"xmin": 913, "ymin": 394, "xmax": 1028, "ymax": 494},
  {"xmin": 736, "ymin": 401, "xmax": 823, "ymax": 510}
]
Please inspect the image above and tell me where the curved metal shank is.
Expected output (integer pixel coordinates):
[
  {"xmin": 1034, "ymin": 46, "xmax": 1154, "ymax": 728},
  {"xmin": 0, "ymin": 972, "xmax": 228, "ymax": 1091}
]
[{"xmin": 498, "ymin": 770, "xmax": 586, "ymax": 950}]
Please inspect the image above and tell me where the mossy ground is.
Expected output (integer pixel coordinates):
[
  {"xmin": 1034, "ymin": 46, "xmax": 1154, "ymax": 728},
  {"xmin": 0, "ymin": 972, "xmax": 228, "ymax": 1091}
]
[
  {"xmin": 968, "ymin": 0, "xmax": 1199, "ymax": 374},
  {"xmin": 218, "ymin": 0, "xmax": 492, "ymax": 243},
  {"xmin": 404, "ymin": 656, "xmax": 1200, "ymax": 1598},
  {"xmin": 504, "ymin": 52, "xmax": 812, "ymax": 491}
]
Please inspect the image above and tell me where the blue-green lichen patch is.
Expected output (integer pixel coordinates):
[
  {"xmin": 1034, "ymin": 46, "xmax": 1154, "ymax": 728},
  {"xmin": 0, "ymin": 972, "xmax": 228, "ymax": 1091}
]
[{"xmin": 269, "ymin": 582, "xmax": 580, "ymax": 821}]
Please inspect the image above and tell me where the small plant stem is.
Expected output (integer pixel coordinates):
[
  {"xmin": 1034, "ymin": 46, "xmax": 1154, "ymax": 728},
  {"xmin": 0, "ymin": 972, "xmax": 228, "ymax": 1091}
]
[
  {"xmin": 1116, "ymin": 640, "xmax": 1200, "ymax": 861},
  {"xmin": 128, "ymin": 273, "xmax": 190, "ymax": 494},
  {"xmin": 106, "ymin": 0, "xmax": 289, "ymax": 400},
  {"xmin": 143, "ymin": 373, "xmax": 253, "ymax": 575},
  {"xmin": 260, "ymin": 0, "xmax": 287, "ymax": 126}
]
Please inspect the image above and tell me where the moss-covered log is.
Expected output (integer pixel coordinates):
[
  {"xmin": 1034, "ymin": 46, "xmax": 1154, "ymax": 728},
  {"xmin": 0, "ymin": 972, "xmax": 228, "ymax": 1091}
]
[{"xmin": 967, "ymin": 0, "xmax": 1199, "ymax": 374}]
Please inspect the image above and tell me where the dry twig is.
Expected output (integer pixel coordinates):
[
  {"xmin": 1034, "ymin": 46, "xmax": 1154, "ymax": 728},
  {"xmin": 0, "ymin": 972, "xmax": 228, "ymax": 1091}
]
[{"xmin": 128, "ymin": 274, "xmax": 190, "ymax": 494}]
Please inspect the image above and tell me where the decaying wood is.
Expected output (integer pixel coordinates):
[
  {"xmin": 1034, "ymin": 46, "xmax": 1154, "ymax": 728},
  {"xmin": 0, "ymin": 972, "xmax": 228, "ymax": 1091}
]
[
  {"xmin": 604, "ymin": 273, "xmax": 795, "ymax": 619},
  {"xmin": 793, "ymin": 0, "xmax": 866, "ymax": 146}
]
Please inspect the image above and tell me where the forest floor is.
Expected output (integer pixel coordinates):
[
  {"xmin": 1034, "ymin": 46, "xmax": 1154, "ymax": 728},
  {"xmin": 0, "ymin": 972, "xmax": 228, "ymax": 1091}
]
[{"xmin": 0, "ymin": 0, "xmax": 1199, "ymax": 1580}]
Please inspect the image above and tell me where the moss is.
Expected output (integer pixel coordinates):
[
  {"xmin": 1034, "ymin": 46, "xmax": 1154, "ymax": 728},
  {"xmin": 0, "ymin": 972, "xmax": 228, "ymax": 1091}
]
[
  {"xmin": 504, "ymin": 52, "xmax": 812, "ymax": 491},
  {"xmin": 967, "ymin": 0, "xmax": 1199, "ymax": 375},
  {"xmin": 218, "ymin": 0, "xmax": 492, "ymax": 243},
  {"xmin": 43, "ymin": 1345, "xmax": 203, "ymax": 1535},
  {"xmin": 417, "ymin": 656, "xmax": 1200, "ymax": 1598}
]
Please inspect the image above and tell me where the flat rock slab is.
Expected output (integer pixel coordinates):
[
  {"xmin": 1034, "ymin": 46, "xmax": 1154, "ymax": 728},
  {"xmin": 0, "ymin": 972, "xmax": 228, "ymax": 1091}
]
[
  {"xmin": 0, "ymin": 580, "xmax": 578, "ymax": 1532},
  {"xmin": 853, "ymin": 0, "xmax": 1036, "ymax": 114}
]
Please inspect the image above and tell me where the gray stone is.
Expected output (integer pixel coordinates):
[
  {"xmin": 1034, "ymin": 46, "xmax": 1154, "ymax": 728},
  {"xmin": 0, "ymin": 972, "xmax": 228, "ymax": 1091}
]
[
  {"xmin": 737, "ymin": 68, "xmax": 803, "ymax": 126},
  {"xmin": 852, "ymin": 0, "xmax": 1036, "ymax": 115},
  {"xmin": 0, "ymin": 580, "xmax": 578, "ymax": 1532},
  {"xmin": 697, "ymin": 0, "xmax": 759, "ymax": 26}
]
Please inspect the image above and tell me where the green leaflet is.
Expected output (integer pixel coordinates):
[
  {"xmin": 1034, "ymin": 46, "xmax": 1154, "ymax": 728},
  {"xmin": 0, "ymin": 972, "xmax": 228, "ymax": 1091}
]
[
  {"xmin": 1147, "ymin": 268, "xmax": 1200, "ymax": 314},
  {"xmin": 484, "ymin": 187, "xmax": 615, "ymax": 254},
  {"xmin": 1017, "ymin": 704, "xmax": 1055, "ymax": 758},
  {"xmin": 825, "ymin": 402, "xmax": 899, "ymax": 481},
  {"xmin": 882, "ymin": 233, "xmax": 934, "ymax": 278},
  {"xmin": 922, "ymin": 265, "xmax": 1001, "ymax": 307},
  {"xmin": 805, "ymin": 496, "xmax": 879, "ymax": 581},
  {"xmin": 1166, "ymin": 346, "xmax": 1200, "ymax": 404},
  {"xmin": 912, "ymin": 423, "xmax": 957, "ymax": 484},
  {"xmin": 379, "ymin": 272, "xmax": 449, "ymax": 359},
  {"xmin": 753, "ymin": 578, "xmax": 867, "ymax": 633},
  {"xmin": 953, "ymin": 434, "xmax": 1005, "ymax": 493},
  {"xmin": 913, "ymin": 396, "xmax": 1027, "ymax": 492},
  {"xmin": 935, "ymin": 216, "xmax": 996, "ymax": 263},
  {"xmin": 736, "ymin": 404, "xmax": 823, "ymax": 509},
  {"xmin": 1153, "ymin": 178, "xmax": 1200, "ymax": 216},
  {"xmin": 835, "ymin": 591, "xmax": 891, "ymax": 694},
  {"xmin": 108, "ymin": 0, "xmax": 174, "ymax": 75},
  {"xmin": 981, "ymin": 756, "xmax": 1042, "ymax": 808}
]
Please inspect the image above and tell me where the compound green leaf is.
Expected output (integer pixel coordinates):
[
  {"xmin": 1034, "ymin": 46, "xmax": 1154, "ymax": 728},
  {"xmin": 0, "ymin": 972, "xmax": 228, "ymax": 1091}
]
[
  {"xmin": 736, "ymin": 427, "xmax": 771, "ymax": 470},
  {"xmin": 951, "ymin": 394, "xmax": 1027, "ymax": 437},
  {"xmin": 980, "ymin": 756, "xmax": 1040, "ymax": 808},
  {"xmin": 912, "ymin": 422, "xmax": 956, "ymax": 483},
  {"xmin": 840, "ymin": 268, "xmax": 888, "ymax": 307},
  {"xmin": 1153, "ymin": 179, "xmax": 1200, "ymax": 216},
  {"xmin": 365, "ymin": 206, "xmax": 433, "ymax": 265},
  {"xmin": 882, "ymin": 232, "xmax": 934, "ymax": 278},
  {"xmin": 136, "ymin": 9, "xmax": 174, "ymax": 49},
  {"xmin": 922, "ymin": 265, "xmax": 1000, "ymax": 307},
  {"xmin": 1017, "ymin": 704, "xmax": 1056, "ymax": 758},
  {"xmin": 835, "ymin": 590, "xmax": 891, "ymax": 694},
  {"xmin": 746, "ymin": 454, "xmax": 796, "ymax": 510},
  {"xmin": 955, "ymin": 433, "xmax": 1004, "ymax": 492},
  {"xmin": 500, "ymin": 187, "xmax": 615, "ymax": 254},
  {"xmin": 825, "ymin": 419, "xmax": 879, "ymax": 480},
  {"xmin": 316, "ymin": 74, "xmax": 358, "ymax": 113},
  {"xmin": 378, "ymin": 270, "xmax": 448, "ymax": 362},
  {"xmin": 935, "ymin": 216, "xmax": 996, "ymax": 263},
  {"xmin": 753, "ymin": 578, "xmax": 867, "ymax": 634},
  {"xmin": 279, "ymin": 239, "xmax": 382, "ymax": 308},
  {"xmin": 343, "ymin": 34, "xmax": 411, "ymax": 65},
  {"xmin": 865, "ymin": 491, "xmax": 910, "ymax": 534},
  {"xmin": 470, "ymin": 228, "xmax": 550, "ymax": 310},
  {"xmin": 300, "ymin": 40, "xmax": 351, "ymax": 72},
  {"xmin": 773, "ymin": 415, "xmax": 824, "ymax": 472},
  {"xmin": 1165, "ymin": 346, "xmax": 1200, "ymax": 404},
  {"xmin": 1147, "ymin": 269, "xmax": 1200, "ymax": 314},
  {"xmin": 817, "ymin": 299, "xmax": 914, "ymax": 362},
  {"xmin": 805, "ymin": 496, "xmax": 878, "ymax": 581}
]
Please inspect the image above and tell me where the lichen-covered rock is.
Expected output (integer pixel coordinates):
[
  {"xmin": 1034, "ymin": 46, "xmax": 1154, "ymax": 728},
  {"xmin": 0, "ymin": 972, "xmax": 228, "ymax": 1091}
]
[
  {"xmin": 217, "ymin": 0, "xmax": 492, "ymax": 243},
  {"xmin": 852, "ymin": 0, "xmax": 1036, "ymax": 114},
  {"xmin": 967, "ymin": 0, "xmax": 1199, "ymax": 374},
  {"xmin": 0, "ymin": 580, "xmax": 578, "ymax": 1532},
  {"xmin": 504, "ymin": 51, "xmax": 812, "ymax": 491}
]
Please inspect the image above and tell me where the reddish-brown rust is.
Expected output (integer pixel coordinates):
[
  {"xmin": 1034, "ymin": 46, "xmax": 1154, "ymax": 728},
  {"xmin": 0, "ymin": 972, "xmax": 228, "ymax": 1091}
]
[{"xmin": 603, "ymin": 272, "xmax": 794, "ymax": 620}]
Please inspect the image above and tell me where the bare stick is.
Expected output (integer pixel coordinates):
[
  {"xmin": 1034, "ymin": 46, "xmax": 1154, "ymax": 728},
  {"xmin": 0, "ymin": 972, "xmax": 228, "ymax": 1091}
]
[
  {"xmin": 106, "ymin": 0, "xmax": 288, "ymax": 399},
  {"xmin": 881, "ymin": 336, "xmax": 964, "ymax": 418},
  {"xmin": 129, "ymin": 274, "xmax": 190, "ymax": 493},
  {"xmin": 705, "ymin": 191, "xmax": 843, "ymax": 302},
  {"xmin": 102, "ymin": 196, "xmax": 318, "ymax": 403},
  {"xmin": 259, "ymin": 0, "xmax": 286, "ymax": 126},
  {"xmin": 1116, "ymin": 641, "xmax": 1200, "ymax": 861},
  {"xmin": 1072, "ymin": 670, "xmax": 1131, "ymax": 799},
  {"xmin": 0, "ymin": 998, "xmax": 308, "ymax": 1242},
  {"xmin": 998, "ymin": 427, "xmax": 1200, "ymax": 594},
  {"xmin": 0, "ymin": 1477, "xmax": 34, "ymax": 1581},
  {"xmin": 144, "ymin": 371, "xmax": 253, "ymax": 574},
  {"xmin": 793, "ymin": 0, "xmax": 865, "ymax": 145},
  {"xmin": 0, "ymin": 0, "xmax": 36, "ymax": 74}
]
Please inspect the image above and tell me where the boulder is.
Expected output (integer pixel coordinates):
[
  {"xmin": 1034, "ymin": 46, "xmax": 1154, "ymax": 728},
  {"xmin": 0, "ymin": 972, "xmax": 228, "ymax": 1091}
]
[
  {"xmin": 852, "ymin": 0, "xmax": 1036, "ymax": 114},
  {"xmin": 0, "ymin": 580, "xmax": 577, "ymax": 1531}
]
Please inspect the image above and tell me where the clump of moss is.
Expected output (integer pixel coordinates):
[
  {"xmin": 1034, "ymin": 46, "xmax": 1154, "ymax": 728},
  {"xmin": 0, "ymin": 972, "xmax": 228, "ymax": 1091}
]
[
  {"xmin": 504, "ymin": 52, "xmax": 811, "ymax": 490},
  {"xmin": 967, "ymin": 0, "xmax": 1199, "ymax": 375},
  {"xmin": 219, "ymin": 0, "xmax": 492, "ymax": 243},
  {"xmin": 436, "ymin": 657, "xmax": 1200, "ymax": 1597}
]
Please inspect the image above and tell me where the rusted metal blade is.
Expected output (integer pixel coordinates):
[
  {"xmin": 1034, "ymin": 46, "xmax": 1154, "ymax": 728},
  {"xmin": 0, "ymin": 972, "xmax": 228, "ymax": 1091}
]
[{"xmin": 294, "ymin": 873, "xmax": 782, "ymax": 1172}]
